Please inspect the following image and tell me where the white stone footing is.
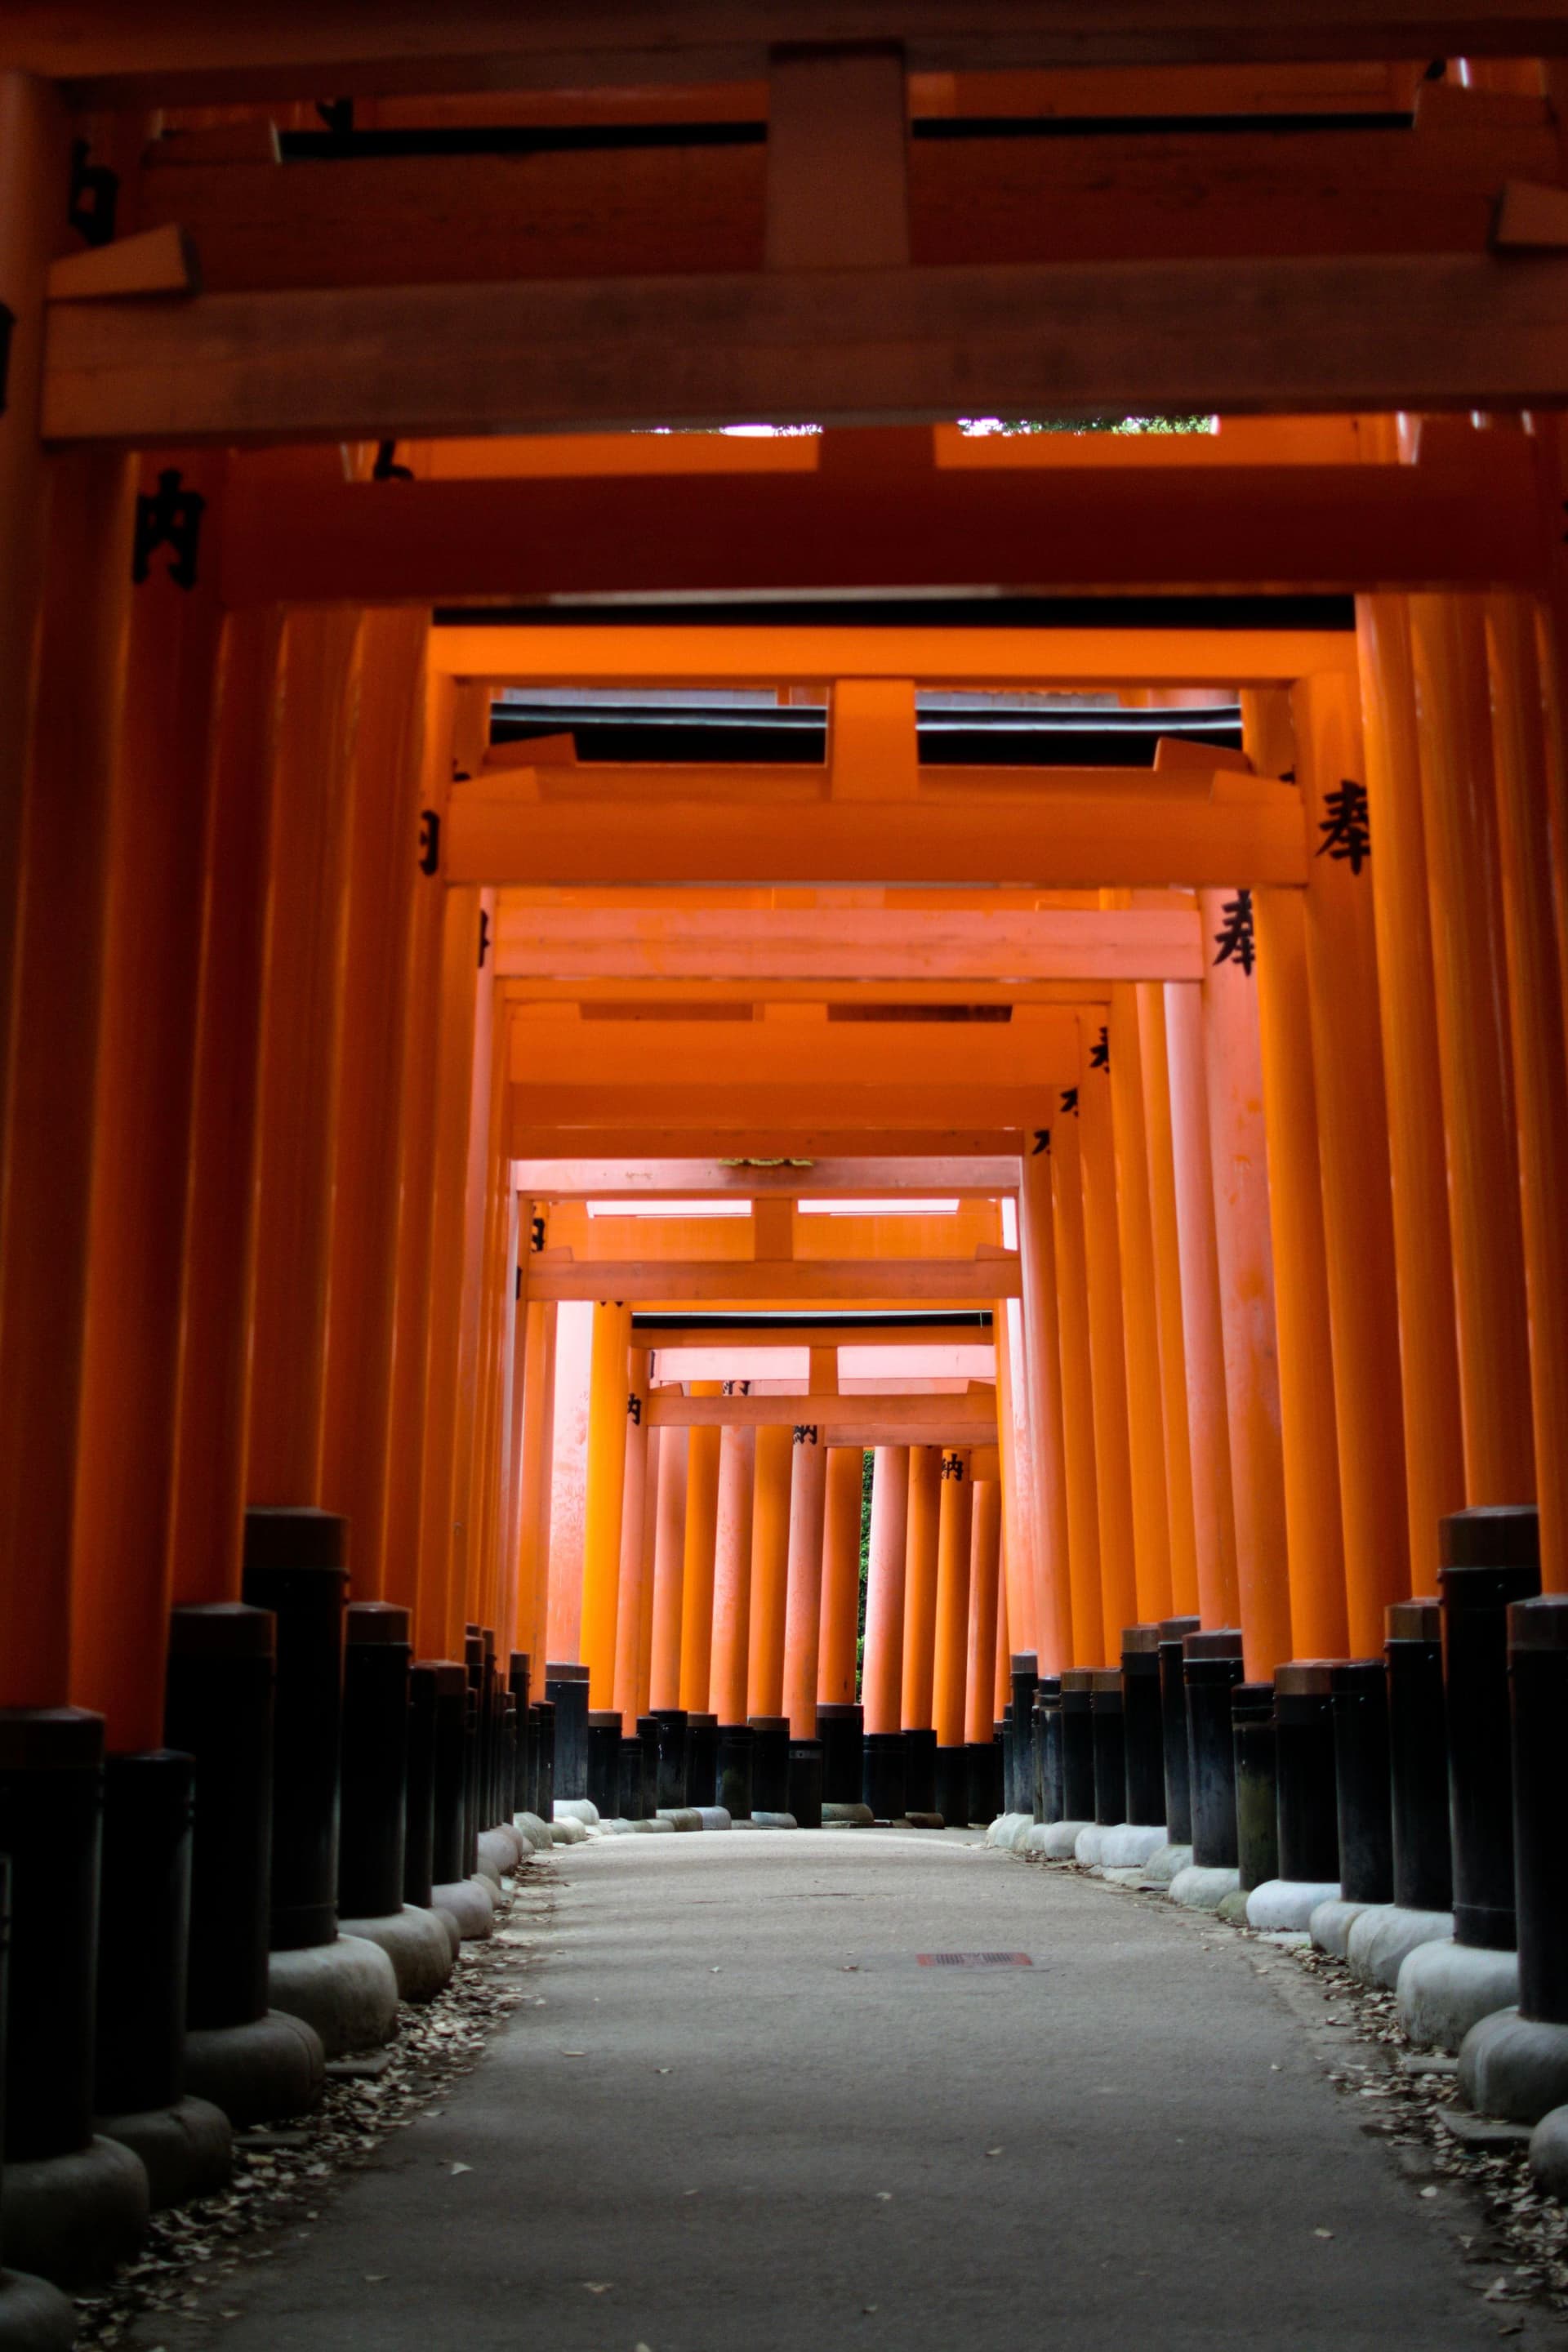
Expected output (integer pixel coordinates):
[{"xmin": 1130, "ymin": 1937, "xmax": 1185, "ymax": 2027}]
[
  {"xmin": 1397, "ymin": 1936, "xmax": 1521, "ymax": 2051},
  {"xmin": 1246, "ymin": 1878, "xmax": 1341, "ymax": 1932},
  {"xmin": 1168, "ymin": 1864, "xmax": 1242, "ymax": 1912}
]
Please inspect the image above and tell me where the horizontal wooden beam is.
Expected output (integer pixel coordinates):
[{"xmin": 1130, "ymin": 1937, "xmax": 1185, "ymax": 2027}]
[
  {"xmin": 510, "ymin": 1008, "xmax": 1077, "ymax": 1084},
  {"xmin": 495, "ymin": 906, "xmax": 1202, "ymax": 984},
  {"xmin": 456, "ymin": 778, "xmax": 1307, "ymax": 888},
  {"xmin": 637, "ymin": 1319, "xmax": 995, "ymax": 1348},
  {"xmin": 514, "ymin": 1156, "xmax": 1022, "ymax": 1198},
  {"xmin": 648, "ymin": 1388, "xmax": 996, "ymax": 1437},
  {"xmin": 511, "ymin": 1084, "xmax": 1071, "ymax": 1129},
  {"xmin": 524, "ymin": 1254, "xmax": 1022, "ymax": 1303},
  {"xmin": 223, "ymin": 444, "xmax": 1548, "ymax": 604},
  {"xmin": 514, "ymin": 1123, "xmax": 1027, "ymax": 1157},
  {"xmin": 498, "ymin": 976, "xmax": 1114, "ymax": 1009},
  {"xmin": 434, "ymin": 622, "xmax": 1353, "ymax": 689},
  {"xmin": 45, "ymin": 254, "xmax": 1568, "ymax": 446},
  {"xmin": 16, "ymin": 7, "xmax": 1566, "ymax": 106}
]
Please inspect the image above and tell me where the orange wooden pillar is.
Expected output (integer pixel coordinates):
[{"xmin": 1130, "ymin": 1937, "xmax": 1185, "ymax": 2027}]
[
  {"xmin": 636, "ymin": 1428, "xmax": 662, "ymax": 1717},
  {"xmin": 965, "ymin": 1478, "xmax": 1003, "ymax": 1746},
  {"xmin": 1486, "ymin": 593, "xmax": 1568, "ymax": 1588},
  {"xmin": 1078, "ymin": 1013, "xmax": 1138, "ymax": 1656},
  {"xmin": 901, "ymin": 1444, "xmax": 943, "ymax": 1726},
  {"xmin": 1197, "ymin": 887, "xmax": 1293, "ymax": 1680},
  {"xmin": 244, "ymin": 611, "xmax": 363, "ymax": 1515},
  {"xmin": 612, "ymin": 1349, "xmax": 653, "ymax": 1729},
  {"xmin": 545, "ymin": 1302, "xmax": 595, "ymax": 1666},
  {"xmin": 1016, "ymin": 1146, "xmax": 1072, "ymax": 1668},
  {"xmin": 579, "ymin": 1300, "xmax": 632, "ymax": 1708},
  {"xmin": 648, "ymin": 1427, "xmax": 689, "ymax": 1712},
  {"xmin": 0, "ymin": 449, "xmax": 136, "ymax": 1707},
  {"xmin": 1294, "ymin": 669, "xmax": 1410, "ymax": 1653},
  {"xmin": 932, "ymin": 1451, "xmax": 974, "ymax": 1815},
  {"xmin": 1050, "ymin": 1106, "xmax": 1104, "ymax": 1666},
  {"xmin": 993, "ymin": 1285, "xmax": 1037, "ymax": 1659},
  {"xmin": 818, "ymin": 1448, "xmax": 865, "ymax": 1710},
  {"xmin": 679, "ymin": 1387, "xmax": 724, "ymax": 1714},
  {"xmin": 710, "ymin": 1422, "xmax": 757, "ymax": 1726},
  {"xmin": 781, "ymin": 1424, "xmax": 828, "ymax": 1735},
  {"xmin": 512, "ymin": 1302, "xmax": 555, "ymax": 1672},
  {"xmin": 862, "ymin": 1448, "xmax": 909, "ymax": 1735},
  {"xmin": 1409, "ymin": 595, "xmax": 1537, "ymax": 1508},
  {"xmin": 1108, "ymin": 982, "xmax": 1174, "ymax": 1625},
  {"xmin": 315, "ymin": 611, "xmax": 430, "ymax": 1600},
  {"xmin": 1162, "ymin": 980, "xmax": 1240, "ymax": 1628},
  {"xmin": 746, "ymin": 1423, "xmax": 793, "ymax": 1717},
  {"xmin": 70, "ymin": 453, "xmax": 226, "ymax": 1748},
  {"xmin": 1355, "ymin": 597, "xmax": 1465, "ymax": 1592},
  {"xmin": 0, "ymin": 74, "xmax": 68, "ymax": 1176},
  {"xmin": 1136, "ymin": 982, "xmax": 1202, "ymax": 1620}
]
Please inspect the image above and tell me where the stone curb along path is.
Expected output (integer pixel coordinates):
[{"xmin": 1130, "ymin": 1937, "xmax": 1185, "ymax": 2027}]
[
  {"xmin": 70, "ymin": 1860, "xmax": 560, "ymax": 2351},
  {"xmin": 991, "ymin": 1832, "xmax": 1568, "ymax": 2340}
]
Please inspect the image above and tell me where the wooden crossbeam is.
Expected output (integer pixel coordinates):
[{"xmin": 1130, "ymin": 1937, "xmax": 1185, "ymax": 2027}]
[
  {"xmin": 514, "ymin": 1122, "xmax": 1027, "ymax": 1157},
  {"xmin": 15, "ymin": 7, "xmax": 1566, "ymax": 107},
  {"xmin": 509, "ymin": 1009, "xmax": 1077, "ymax": 1084},
  {"xmin": 523, "ymin": 1255, "xmax": 1022, "ymax": 1303},
  {"xmin": 453, "ymin": 774, "xmax": 1307, "ymax": 887},
  {"xmin": 514, "ymin": 1156, "xmax": 1022, "ymax": 1198},
  {"xmin": 221, "ymin": 443, "xmax": 1548, "ymax": 602},
  {"xmin": 512, "ymin": 1085, "xmax": 1069, "ymax": 1129},
  {"xmin": 647, "ymin": 1388, "xmax": 996, "ymax": 1437},
  {"xmin": 432, "ymin": 623, "xmax": 1353, "ymax": 688},
  {"xmin": 495, "ymin": 907, "xmax": 1200, "ymax": 983},
  {"xmin": 44, "ymin": 254, "xmax": 1568, "ymax": 446}
]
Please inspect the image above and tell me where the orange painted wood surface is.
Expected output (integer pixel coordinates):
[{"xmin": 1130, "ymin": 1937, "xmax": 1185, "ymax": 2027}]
[{"xmin": 817, "ymin": 1446, "xmax": 866, "ymax": 1709}]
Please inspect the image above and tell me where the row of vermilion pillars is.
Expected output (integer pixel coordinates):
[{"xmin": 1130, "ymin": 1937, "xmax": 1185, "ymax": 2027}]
[{"xmin": 0, "ymin": 305, "xmax": 530, "ymax": 2270}]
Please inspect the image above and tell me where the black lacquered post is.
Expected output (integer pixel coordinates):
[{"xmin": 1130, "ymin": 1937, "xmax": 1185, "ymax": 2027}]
[
  {"xmin": 1231, "ymin": 1682, "xmax": 1278, "ymax": 1894},
  {"xmin": 1120, "ymin": 1627, "xmax": 1165, "ymax": 1827},
  {"xmin": 1508, "ymin": 1597, "xmax": 1568, "ymax": 2024},
  {"xmin": 1331, "ymin": 1659, "xmax": 1394, "ymax": 1907},
  {"xmin": 1441, "ymin": 1507, "xmax": 1541, "ymax": 1950},
  {"xmin": 1059, "ymin": 1669, "xmax": 1096, "ymax": 1821},
  {"xmin": 1183, "ymin": 1629, "xmax": 1245, "ymax": 1869},
  {"xmin": 1385, "ymin": 1598, "xmax": 1450, "ymax": 1913},
  {"xmin": 1157, "ymin": 1616, "xmax": 1200, "ymax": 1844},
  {"xmin": 1275, "ymin": 1662, "xmax": 1339, "ymax": 1885}
]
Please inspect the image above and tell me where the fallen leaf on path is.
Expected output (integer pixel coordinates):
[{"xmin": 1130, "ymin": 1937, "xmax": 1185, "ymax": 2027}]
[
  {"xmin": 985, "ymin": 2147, "xmax": 1003, "ymax": 2158},
  {"xmin": 582, "ymin": 2281, "xmax": 612, "ymax": 2293},
  {"xmin": 449, "ymin": 2163, "xmax": 472, "ymax": 2176},
  {"xmin": 1313, "ymin": 2229, "xmax": 1333, "ymax": 2241}
]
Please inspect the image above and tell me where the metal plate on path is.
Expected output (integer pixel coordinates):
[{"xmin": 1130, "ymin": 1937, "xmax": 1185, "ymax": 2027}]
[{"xmin": 915, "ymin": 1952, "xmax": 1032, "ymax": 1968}]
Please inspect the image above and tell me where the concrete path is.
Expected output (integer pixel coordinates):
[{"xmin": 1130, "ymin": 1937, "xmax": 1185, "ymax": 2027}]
[{"xmin": 174, "ymin": 1830, "xmax": 1538, "ymax": 2350}]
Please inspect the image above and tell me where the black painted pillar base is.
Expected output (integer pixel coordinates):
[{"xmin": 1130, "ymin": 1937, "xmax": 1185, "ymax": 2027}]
[
  {"xmin": 1008, "ymin": 1655, "xmax": 1038, "ymax": 1813},
  {"xmin": 508, "ymin": 1654, "xmax": 531, "ymax": 1816},
  {"xmin": 1059, "ymin": 1670, "xmax": 1097, "ymax": 1822},
  {"xmin": 1157, "ymin": 1616, "xmax": 1200, "ymax": 1844},
  {"xmin": 430, "ymin": 1663, "xmax": 470, "ymax": 1886},
  {"xmin": 999, "ymin": 1705, "xmax": 1015, "ymax": 1811},
  {"xmin": 404, "ymin": 1661, "xmax": 439, "ymax": 1908},
  {"xmin": 1231, "ymin": 1684, "xmax": 1279, "ymax": 1895},
  {"xmin": 1331, "ymin": 1659, "xmax": 1395, "ymax": 1907},
  {"xmin": 1036, "ymin": 1679, "xmax": 1063, "ymax": 1823},
  {"xmin": 95, "ymin": 1749, "xmax": 194, "ymax": 2121},
  {"xmin": 1441, "ymin": 1508, "xmax": 1541, "ymax": 1952},
  {"xmin": 686, "ymin": 1713, "xmax": 719, "ymax": 1808},
  {"xmin": 338, "ymin": 1603, "xmax": 411, "ymax": 1924},
  {"xmin": 934, "ymin": 1744, "xmax": 970, "ymax": 1828},
  {"xmin": 903, "ymin": 1727, "xmax": 937, "ymax": 1815},
  {"xmin": 617, "ymin": 1737, "xmax": 645, "ymax": 1820},
  {"xmin": 546, "ymin": 1663, "xmax": 590, "ymax": 1802},
  {"xmin": 787, "ymin": 1738, "xmax": 823, "ymax": 1829},
  {"xmin": 586, "ymin": 1711, "xmax": 623, "ymax": 1817},
  {"xmin": 748, "ymin": 1715, "xmax": 791, "ymax": 1814},
  {"xmin": 241, "ymin": 1508, "xmax": 349, "ymax": 1954},
  {"xmin": 1386, "ymin": 1599, "xmax": 1451, "ymax": 1914},
  {"xmin": 1275, "ymin": 1663, "xmax": 1340, "ymax": 1886},
  {"xmin": 0, "ymin": 1709, "xmax": 105, "ymax": 2164},
  {"xmin": 1183, "ymin": 1629, "xmax": 1245, "ymax": 1869},
  {"xmin": 461, "ymin": 1634, "xmax": 484, "ymax": 1866},
  {"xmin": 531, "ymin": 1699, "xmax": 555, "ymax": 1824},
  {"xmin": 862, "ymin": 1731, "xmax": 907, "ymax": 1823},
  {"xmin": 1508, "ymin": 1597, "xmax": 1568, "ymax": 2023},
  {"xmin": 716, "ymin": 1724, "xmax": 755, "ymax": 1820},
  {"xmin": 1089, "ymin": 1671, "xmax": 1126, "ymax": 1827},
  {"xmin": 653, "ymin": 1708, "xmax": 689, "ymax": 1810},
  {"xmin": 165, "ymin": 1602, "xmax": 276, "ymax": 2031},
  {"xmin": 817, "ymin": 1704, "xmax": 863, "ymax": 1804},
  {"xmin": 967, "ymin": 1739, "xmax": 1001, "ymax": 1825},
  {"xmin": 1120, "ymin": 1627, "xmax": 1166, "ymax": 1827},
  {"xmin": 637, "ymin": 1715, "xmax": 658, "ymax": 1819}
]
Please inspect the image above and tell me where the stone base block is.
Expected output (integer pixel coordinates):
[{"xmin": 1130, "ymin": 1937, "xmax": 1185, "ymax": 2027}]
[
  {"xmin": 625, "ymin": 1816, "xmax": 675, "ymax": 1834},
  {"xmin": 1139, "ymin": 1842, "xmax": 1192, "ymax": 1886},
  {"xmin": 549, "ymin": 1817, "xmax": 588, "ymax": 1846},
  {"xmin": 513, "ymin": 1812, "xmax": 552, "ymax": 1852},
  {"xmin": 822, "ymin": 1802, "xmax": 874, "ymax": 1828},
  {"xmin": 751, "ymin": 1811, "xmax": 798, "ymax": 1829},
  {"xmin": 1040, "ymin": 1820, "xmax": 1092, "ymax": 1860},
  {"xmin": 695, "ymin": 1807, "xmax": 732, "ymax": 1831},
  {"xmin": 1098, "ymin": 1824, "xmax": 1169, "ymax": 1869},
  {"xmin": 432, "ymin": 1908, "xmax": 462, "ymax": 1960},
  {"xmin": 1459, "ymin": 2010, "xmax": 1568, "ymax": 2125},
  {"xmin": 1246, "ymin": 1878, "xmax": 1341, "ymax": 1932},
  {"xmin": 1398, "ymin": 1937, "xmax": 1521, "ymax": 2052},
  {"xmin": 475, "ymin": 1827, "xmax": 522, "ymax": 1884},
  {"xmin": 553, "ymin": 1798, "xmax": 599, "ymax": 1826},
  {"xmin": 431, "ymin": 1878, "xmax": 496, "ymax": 1940},
  {"xmin": 1530, "ymin": 2103, "xmax": 1568, "ymax": 2198},
  {"xmin": 1309, "ymin": 1898, "xmax": 1370, "ymax": 1960},
  {"xmin": 0, "ymin": 2265, "xmax": 77, "ymax": 2348},
  {"xmin": 95, "ymin": 2094, "xmax": 232, "ymax": 2210},
  {"xmin": 986, "ymin": 1812, "xmax": 1027, "ymax": 1849},
  {"xmin": 267, "ymin": 1934, "xmax": 399, "ymax": 2060},
  {"xmin": 0, "ymin": 2136, "xmax": 148, "ymax": 2287},
  {"xmin": 903, "ymin": 1811, "xmax": 945, "ymax": 1830},
  {"xmin": 657, "ymin": 1807, "xmax": 704, "ymax": 1832},
  {"xmin": 183, "ymin": 2009, "xmax": 325, "ymax": 2127},
  {"xmin": 1169, "ymin": 1864, "xmax": 1242, "ymax": 1912},
  {"xmin": 1345, "ymin": 1903, "xmax": 1455, "ymax": 1991},
  {"xmin": 1075, "ymin": 1824, "xmax": 1106, "ymax": 1866},
  {"xmin": 338, "ymin": 1905, "xmax": 455, "ymax": 2002},
  {"xmin": 1216, "ymin": 1889, "xmax": 1253, "ymax": 1926}
]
